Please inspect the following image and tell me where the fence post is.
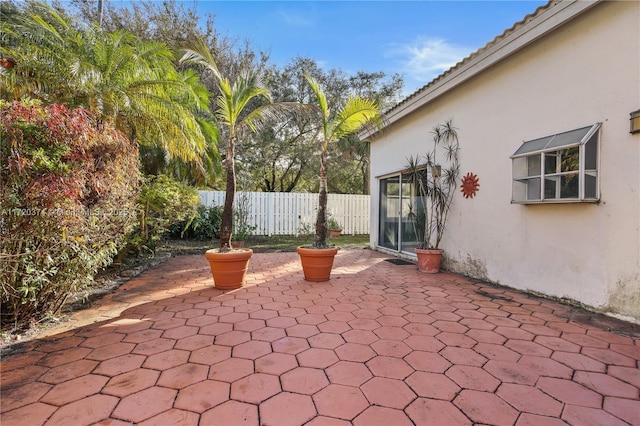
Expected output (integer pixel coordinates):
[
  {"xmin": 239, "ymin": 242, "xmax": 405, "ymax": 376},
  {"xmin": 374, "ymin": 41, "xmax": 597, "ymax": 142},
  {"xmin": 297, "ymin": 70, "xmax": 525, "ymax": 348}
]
[{"xmin": 270, "ymin": 192, "xmax": 275, "ymax": 236}]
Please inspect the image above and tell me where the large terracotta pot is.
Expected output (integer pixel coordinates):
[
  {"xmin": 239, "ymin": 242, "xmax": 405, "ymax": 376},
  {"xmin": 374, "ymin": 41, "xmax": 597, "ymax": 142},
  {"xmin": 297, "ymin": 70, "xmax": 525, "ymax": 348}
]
[
  {"xmin": 415, "ymin": 248, "xmax": 443, "ymax": 273},
  {"xmin": 297, "ymin": 246, "xmax": 339, "ymax": 282},
  {"xmin": 204, "ymin": 249, "xmax": 253, "ymax": 290}
]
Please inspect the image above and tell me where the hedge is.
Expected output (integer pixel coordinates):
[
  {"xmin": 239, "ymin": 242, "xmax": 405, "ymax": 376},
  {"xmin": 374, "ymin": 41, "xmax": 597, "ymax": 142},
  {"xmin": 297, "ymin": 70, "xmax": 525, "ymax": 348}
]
[{"xmin": 0, "ymin": 101, "xmax": 140, "ymax": 327}]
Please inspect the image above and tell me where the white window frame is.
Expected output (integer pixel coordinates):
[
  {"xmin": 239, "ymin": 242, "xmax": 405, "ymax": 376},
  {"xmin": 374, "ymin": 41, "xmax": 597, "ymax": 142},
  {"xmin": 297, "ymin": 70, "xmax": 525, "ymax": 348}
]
[{"xmin": 511, "ymin": 123, "xmax": 601, "ymax": 204}]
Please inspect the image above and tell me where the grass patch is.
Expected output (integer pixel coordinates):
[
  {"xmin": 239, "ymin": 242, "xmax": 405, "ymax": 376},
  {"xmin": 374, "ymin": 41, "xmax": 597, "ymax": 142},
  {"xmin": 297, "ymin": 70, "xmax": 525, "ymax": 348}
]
[
  {"xmin": 160, "ymin": 234, "xmax": 370, "ymax": 254},
  {"xmin": 248, "ymin": 234, "xmax": 370, "ymax": 252}
]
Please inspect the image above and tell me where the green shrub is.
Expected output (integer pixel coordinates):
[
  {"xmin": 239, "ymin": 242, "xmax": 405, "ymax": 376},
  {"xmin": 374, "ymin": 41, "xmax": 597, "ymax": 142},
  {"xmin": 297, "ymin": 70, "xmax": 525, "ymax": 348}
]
[
  {"xmin": 169, "ymin": 204, "xmax": 223, "ymax": 240},
  {"xmin": 232, "ymin": 192, "xmax": 256, "ymax": 240},
  {"xmin": 0, "ymin": 101, "xmax": 140, "ymax": 327},
  {"xmin": 119, "ymin": 175, "xmax": 200, "ymax": 258},
  {"xmin": 169, "ymin": 193, "xmax": 256, "ymax": 242}
]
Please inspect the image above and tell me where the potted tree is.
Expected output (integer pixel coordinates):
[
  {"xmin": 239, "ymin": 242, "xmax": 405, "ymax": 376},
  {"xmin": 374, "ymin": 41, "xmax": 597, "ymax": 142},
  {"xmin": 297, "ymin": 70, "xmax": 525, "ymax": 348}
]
[
  {"xmin": 297, "ymin": 73, "xmax": 381, "ymax": 281},
  {"xmin": 181, "ymin": 40, "xmax": 302, "ymax": 289},
  {"xmin": 406, "ymin": 120, "xmax": 461, "ymax": 273}
]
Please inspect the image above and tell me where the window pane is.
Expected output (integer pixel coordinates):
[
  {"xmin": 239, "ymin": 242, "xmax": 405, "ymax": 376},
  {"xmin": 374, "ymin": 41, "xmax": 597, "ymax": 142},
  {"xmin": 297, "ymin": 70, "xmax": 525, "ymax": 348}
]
[
  {"xmin": 528, "ymin": 177, "xmax": 541, "ymax": 200},
  {"xmin": 513, "ymin": 157, "xmax": 528, "ymax": 180},
  {"xmin": 585, "ymin": 132, "xmax": 598, "ymax": 170},
  {"xmin": 401, "ymin": 179, "xmax": 413, "ymax": 197},
  {"xmin": 585, "ymin": 173, "xmax": 597, "ymax": 198},
  {"xmin": 527, "ymin": 155, "xmax": 541, "ymax": 176},
  {"xmin": 401, "ymin": 176, "xmax": 421, "ymax": 251},
  {"xmin": 560, "ymin": 147, "xmax": 580, "ymax": 172},
  {"xmin": 513, "ymin": 136, "xmax": 552, "ymax": 156},
  {"xmin": 402, "ymin": 199, "xmax": 422, "ymax": 251},
  {"xmin": 544, "ymin": 153, "xmax": 557, "ymax": 174},
  {"xmin": 560, "ymin": 174, "xmax": 579, "ymax": 198},
  {"xmin": 513, "ymin": 178, "xmax": 528, "ymax": 202},
  {"xmin": 544, "ymin": 177, "xmax": 557, "ymax": 199},
  {"xmin": 546, "ymin": 126, "xmax": 592, "ymax": 149}
]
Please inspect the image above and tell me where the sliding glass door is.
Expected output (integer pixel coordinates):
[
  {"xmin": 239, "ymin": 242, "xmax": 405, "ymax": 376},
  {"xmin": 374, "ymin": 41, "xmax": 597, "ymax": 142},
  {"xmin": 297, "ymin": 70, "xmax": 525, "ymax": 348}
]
[
  {"xmin": 378, "ymin": 174, "xmax": 421, "ymax": 252},
  {"xmin": 379, "ymin": 176, "xmax": 400, "ymax": 250}
]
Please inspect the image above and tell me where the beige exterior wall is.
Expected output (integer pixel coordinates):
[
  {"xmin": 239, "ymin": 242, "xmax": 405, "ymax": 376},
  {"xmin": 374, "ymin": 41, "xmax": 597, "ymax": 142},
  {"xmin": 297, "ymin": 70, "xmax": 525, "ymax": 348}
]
[{"xmin": 369, "ymin": 1, "xmax": 640, "ymax": 321}]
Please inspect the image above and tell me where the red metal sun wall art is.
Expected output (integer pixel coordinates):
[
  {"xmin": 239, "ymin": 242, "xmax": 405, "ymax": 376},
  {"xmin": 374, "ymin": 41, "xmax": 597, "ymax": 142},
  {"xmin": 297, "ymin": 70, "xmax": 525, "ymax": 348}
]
[{"xmin": 460, "ymin": 172, "xmax": 480, "ymax": 198}]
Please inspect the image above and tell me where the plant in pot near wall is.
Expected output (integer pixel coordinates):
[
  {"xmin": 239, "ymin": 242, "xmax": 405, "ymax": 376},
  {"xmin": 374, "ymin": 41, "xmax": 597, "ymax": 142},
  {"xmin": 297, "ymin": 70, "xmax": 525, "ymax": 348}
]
[
  {"xmin": 406, "ymin": 119, "xmax": 461, "ymax": 273},
  {"xmin": 297, "ymin": 73, "xmax": 381, "ymax": 281},
  {"xmin": 328, "ymin": 216, "xmax": 342, "ymax": 238},
  {"xmin": 181, "ymin": 40, "xmax": 303, "ymax": 289}
]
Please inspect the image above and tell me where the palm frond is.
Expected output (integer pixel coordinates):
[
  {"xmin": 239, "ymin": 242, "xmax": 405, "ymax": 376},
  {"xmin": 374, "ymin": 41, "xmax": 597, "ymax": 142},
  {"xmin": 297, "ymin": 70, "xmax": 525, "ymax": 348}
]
[
  {"xmin": 241, "ymin": 101, "xmax": 315, "ymax": 135},
  {"xmin": 179, "ymin": 38, "xmax": 221, "ymax": 81},
  {"xmin": 332, "ymin": 96, "xmax": 381, "ymax": 141},
  {"xmin": 303, "ymin": 73, "xmax": 329, "ymax": 121}
]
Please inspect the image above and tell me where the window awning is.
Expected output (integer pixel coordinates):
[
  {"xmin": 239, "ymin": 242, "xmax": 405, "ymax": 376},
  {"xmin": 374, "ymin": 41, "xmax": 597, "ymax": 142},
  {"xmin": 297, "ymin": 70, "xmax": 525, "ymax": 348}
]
[{"xmin": 511, "ymin": 123, "xmax": 601, "ymax": 157}]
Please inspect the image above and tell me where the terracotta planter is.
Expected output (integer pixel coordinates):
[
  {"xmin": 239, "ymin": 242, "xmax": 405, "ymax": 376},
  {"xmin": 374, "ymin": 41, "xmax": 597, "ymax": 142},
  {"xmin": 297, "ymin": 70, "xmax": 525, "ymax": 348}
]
[
  {"xmin": 329, "ymin": 229, "xmax": 342, "ymax": 238},
  {"xmin": 415, "ymin": 248, "xmax": 443, "ymax": 273},
  {"xmin": 297, "ymin": 246, "xmax": 339, "ymax": 282},
  {"xmin": 204, "ymin": 249, "xmax": 253, "ymax": 290}
]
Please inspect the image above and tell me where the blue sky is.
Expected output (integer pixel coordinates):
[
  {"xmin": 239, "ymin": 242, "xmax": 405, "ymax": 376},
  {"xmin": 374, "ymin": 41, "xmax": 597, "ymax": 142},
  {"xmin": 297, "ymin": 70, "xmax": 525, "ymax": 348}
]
[{"xmin": 196, "ymin": 1, "xmax": 548, "ymax": 95}]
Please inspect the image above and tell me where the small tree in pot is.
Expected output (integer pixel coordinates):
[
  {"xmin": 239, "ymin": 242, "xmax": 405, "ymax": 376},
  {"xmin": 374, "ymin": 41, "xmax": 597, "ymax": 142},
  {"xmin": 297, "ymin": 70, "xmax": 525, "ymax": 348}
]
[
  {"xmin": 297, "ymin": 73, "xmax": 381, "ymax": 281},
  {"xmin": 406, "ymin": 119, "xmax": 460, "ymax": 273},
  {"xmin": 182, "ymin": 40, "xmax": 306, "ymax": 288}
]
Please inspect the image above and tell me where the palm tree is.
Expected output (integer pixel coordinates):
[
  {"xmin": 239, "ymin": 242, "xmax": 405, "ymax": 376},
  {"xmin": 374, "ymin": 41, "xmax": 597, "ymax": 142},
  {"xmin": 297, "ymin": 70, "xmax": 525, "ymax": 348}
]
[
  {"xmin": 304, "ymin": 74, "xmax": 381, "ymax": 248},
  {"xmin": 181, "ymin": 40, "xmax": 309, "ymax": 250},
  {"xmin": 0, "ymin": 3, "xmax": 217, "ymax": 171}
]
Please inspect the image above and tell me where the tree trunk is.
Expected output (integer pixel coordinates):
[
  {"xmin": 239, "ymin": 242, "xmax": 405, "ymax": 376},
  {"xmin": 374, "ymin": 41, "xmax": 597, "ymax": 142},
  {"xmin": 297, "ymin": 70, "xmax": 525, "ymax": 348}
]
[
  {"xmin": 97, "ymin": 0, "xmax": 104, "ymax": 27},
  {"xmin": 361, "ymin": 157, "xmax": 370, "ymax": 195},
  {"xmin": 285, "ymin": 162, "xmax": 306, "ymax": 192},
  {"xmin": 219, "ymin": 137, "xmax": 236, "ymax": 250},
  {"xmin": 314, "ymin": 149, "xmax": 328, "ymax": 248}
]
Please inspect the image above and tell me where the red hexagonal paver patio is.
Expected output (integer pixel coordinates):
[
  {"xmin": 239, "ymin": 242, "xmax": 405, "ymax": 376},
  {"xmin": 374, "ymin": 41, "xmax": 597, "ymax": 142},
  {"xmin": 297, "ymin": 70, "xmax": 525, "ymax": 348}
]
[{"xmin": 1, "ymin": 252, "xmax": 638, "ymax": 426}]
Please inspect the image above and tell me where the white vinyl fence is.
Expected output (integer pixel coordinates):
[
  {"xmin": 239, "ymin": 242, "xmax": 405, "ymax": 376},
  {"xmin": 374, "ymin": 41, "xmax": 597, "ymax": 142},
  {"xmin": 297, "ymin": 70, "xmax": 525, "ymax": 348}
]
[{"xmin": 198, "ymin": 191, "xmax": 370, "ymax": 236}]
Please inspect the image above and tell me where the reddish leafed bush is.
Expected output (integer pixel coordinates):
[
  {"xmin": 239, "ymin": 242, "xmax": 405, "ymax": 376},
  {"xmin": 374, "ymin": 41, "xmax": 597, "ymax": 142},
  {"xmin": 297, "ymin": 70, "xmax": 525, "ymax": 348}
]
[{"xmin": 0, "ymin": 100, "xmax": 140, "ymax": 328}]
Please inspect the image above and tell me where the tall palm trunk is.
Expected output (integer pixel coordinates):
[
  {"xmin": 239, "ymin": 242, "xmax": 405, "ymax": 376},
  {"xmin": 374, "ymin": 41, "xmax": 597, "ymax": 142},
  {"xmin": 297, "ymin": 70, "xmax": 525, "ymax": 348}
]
[
  {"xmin": 314, "ymin": 149, "xmax": 329, "ymax": 248},
  {"xmin": 220, "ymin": 136, "xmax": 236, "ymax": 250},
  {"xmin": 97, "ymin": 0, "xmax": 104, "ymax": 27}
]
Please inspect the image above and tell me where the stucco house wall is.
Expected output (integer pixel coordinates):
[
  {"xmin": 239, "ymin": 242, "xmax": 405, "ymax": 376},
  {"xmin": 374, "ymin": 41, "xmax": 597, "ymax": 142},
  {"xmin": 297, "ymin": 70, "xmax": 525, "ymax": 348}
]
[{"xmin": 368, "ymin": 0, "xmax": 640, "ymax": 321}]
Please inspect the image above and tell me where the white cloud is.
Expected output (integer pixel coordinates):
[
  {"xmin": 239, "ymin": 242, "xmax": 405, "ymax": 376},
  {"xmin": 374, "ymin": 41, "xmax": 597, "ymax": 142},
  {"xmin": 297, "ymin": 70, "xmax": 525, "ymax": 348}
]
[
  {"xmin": 274, "ymin": 9, "xmax": 314, "ymax": 28},
  {"xmin": 387, "ymin": 37, "xmax": 472, "ymax": 84}
]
